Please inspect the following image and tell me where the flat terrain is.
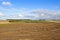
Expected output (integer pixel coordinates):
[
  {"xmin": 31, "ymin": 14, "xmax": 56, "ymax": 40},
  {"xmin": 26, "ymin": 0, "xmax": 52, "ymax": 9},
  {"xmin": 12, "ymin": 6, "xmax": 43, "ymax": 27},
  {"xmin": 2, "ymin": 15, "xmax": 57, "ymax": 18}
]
[
  {"xmin": 0, "ymin": 22, "xmax": 60, "ymax": 40},
  {"xmin": 47, "ymin": 20, "xmax": 60, "ymax": 23},
  {"xmin": 0, "ymin": 20, "xmax": 9, "ymax": 24}
]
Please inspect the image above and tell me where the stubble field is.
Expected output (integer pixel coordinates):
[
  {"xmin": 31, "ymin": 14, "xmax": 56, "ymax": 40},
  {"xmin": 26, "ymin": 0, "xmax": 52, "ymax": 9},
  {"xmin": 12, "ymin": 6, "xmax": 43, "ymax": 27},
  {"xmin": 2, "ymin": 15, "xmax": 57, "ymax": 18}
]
[{"xmin": 0, "ymin": 22, "xmax": 60, "ymax": 40}]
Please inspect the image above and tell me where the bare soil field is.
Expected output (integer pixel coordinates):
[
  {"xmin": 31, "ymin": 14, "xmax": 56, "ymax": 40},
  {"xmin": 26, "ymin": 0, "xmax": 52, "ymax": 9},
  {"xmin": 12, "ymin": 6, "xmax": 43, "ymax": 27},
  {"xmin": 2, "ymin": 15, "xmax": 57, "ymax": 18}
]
[
  {"xmin": 0, "ymin": 20, "xmax": 9, "ymax": 24},
  {"xmin": 0, "ymin": 22, "xmax": 60, "ymax": 40},
  {"xmin": 48, "ymin": 20, "xmax": 60, "ymax": 23}
]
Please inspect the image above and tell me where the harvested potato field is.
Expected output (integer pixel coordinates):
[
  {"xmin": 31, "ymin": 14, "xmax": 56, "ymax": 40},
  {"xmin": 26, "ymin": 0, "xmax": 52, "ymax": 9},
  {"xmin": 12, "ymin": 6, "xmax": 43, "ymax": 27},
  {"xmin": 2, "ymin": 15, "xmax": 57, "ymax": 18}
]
[
  {"xmin": 0, "ymin": 22, "xmax": 60, "ymax": 40},
  {"xmin": 0, "ymin": 20, "xmax": 9, "ymax": 24}
]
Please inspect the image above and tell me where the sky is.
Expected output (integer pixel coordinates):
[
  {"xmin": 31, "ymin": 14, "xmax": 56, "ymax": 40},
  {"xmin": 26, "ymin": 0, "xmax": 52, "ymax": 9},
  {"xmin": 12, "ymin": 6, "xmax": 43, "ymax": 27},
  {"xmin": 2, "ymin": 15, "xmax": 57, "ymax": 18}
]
[{"xmin": 0, "ymin": 0, "xmax": 60, "ymax": 20}]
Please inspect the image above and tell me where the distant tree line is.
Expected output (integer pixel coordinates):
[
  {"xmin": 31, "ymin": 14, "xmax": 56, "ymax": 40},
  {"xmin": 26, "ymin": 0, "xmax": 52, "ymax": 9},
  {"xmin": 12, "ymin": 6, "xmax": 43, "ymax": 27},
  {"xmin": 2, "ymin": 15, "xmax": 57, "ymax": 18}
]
[{"xmin": 7, "ymin": 19, "xmax": 47, "ymax": 23}]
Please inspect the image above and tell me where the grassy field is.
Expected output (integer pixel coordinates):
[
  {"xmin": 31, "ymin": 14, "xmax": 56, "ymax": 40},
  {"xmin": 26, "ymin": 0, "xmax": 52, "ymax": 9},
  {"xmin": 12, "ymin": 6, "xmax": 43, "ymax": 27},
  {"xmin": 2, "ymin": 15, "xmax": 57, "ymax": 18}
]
[{"xmin": 0, "ymin": 20, "xmax": 60, "ymax": 40}]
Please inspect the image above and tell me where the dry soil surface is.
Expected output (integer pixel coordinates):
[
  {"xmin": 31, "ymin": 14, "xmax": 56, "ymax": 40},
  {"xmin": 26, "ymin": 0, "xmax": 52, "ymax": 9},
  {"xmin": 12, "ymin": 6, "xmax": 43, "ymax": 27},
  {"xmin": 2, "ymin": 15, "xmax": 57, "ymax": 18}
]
[{"xmin": 0, "ymin": 22, "xmax": 60, "ymax": 40}]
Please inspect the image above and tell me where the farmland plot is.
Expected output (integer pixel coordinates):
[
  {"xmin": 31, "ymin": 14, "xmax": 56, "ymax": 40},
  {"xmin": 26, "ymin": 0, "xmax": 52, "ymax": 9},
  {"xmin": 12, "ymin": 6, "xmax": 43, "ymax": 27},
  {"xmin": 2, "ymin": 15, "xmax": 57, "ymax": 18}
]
[{"xmin": 0, "ymin": 22, "xmax": 60, "ymax": 40}]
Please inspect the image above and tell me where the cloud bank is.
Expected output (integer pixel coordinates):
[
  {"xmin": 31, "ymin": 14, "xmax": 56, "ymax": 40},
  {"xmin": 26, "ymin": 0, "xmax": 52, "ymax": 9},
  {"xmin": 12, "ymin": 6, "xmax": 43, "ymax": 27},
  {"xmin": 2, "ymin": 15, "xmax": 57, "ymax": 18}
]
[
  {"xmin": 0, "ymin": 12, "xmax": 4, "ymax": 16},
  {"xmin": 30, "ymin": 9, "xmax": 60, "ymax": 20},
  {"xmin": 0, "ymin": 7, "xmax": 60, "ymax": 20},
  {"xmin": 2, "ymin": 1, "xmax": 12, "ymax": 6}
]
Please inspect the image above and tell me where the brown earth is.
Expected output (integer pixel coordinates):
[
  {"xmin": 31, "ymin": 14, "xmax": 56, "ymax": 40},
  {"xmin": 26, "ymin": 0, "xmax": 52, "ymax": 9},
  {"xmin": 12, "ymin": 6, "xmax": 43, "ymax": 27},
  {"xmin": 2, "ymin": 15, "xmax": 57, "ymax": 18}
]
[
  {"xmin": 47, "ymin": 20, "xmax": 60, "ymax": 23},
  {"xmin": 0, "ymin": 22, "xmax": 60, "ymax": 40},
  {"xmin": 0, "ymin": 20, "xmax": 9, "ymax": 24}
]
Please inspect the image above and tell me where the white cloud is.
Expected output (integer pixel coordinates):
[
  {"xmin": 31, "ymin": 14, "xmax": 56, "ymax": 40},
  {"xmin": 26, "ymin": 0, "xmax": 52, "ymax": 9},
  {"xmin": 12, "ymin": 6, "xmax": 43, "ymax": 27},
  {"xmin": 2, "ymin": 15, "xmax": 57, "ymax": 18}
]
[
  {"xmin": 41, "ymin": 14, "xmax": 45, "ymax": 16},
  {"xmin": 0, "ymin": 6, "xmax": 60, "ymax": 20},
  {"xmin": 2, "ymin": 1, "xmax": 12, "ymax": 6},
  {"xmin": 4, "ymin": 8, "xmax": 60, "ymax": 20},
  {"xmin": 0, "ymin": 12, "xmax": 4, "ymax": 16},
  {"xmin": 30, "ymin": 9, "xmax": 60, "ymax": 20},
  {"xmin": 19, "ymin": 14, "xmax": 24, "ymax": 17}
]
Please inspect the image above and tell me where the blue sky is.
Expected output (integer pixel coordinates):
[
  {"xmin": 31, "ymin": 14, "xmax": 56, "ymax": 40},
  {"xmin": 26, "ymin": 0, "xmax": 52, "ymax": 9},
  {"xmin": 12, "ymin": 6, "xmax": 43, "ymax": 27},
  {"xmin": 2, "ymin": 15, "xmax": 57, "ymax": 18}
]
[{"xmin": 0, "ymin": 0, "xmax": 60, "ymax": 20}]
